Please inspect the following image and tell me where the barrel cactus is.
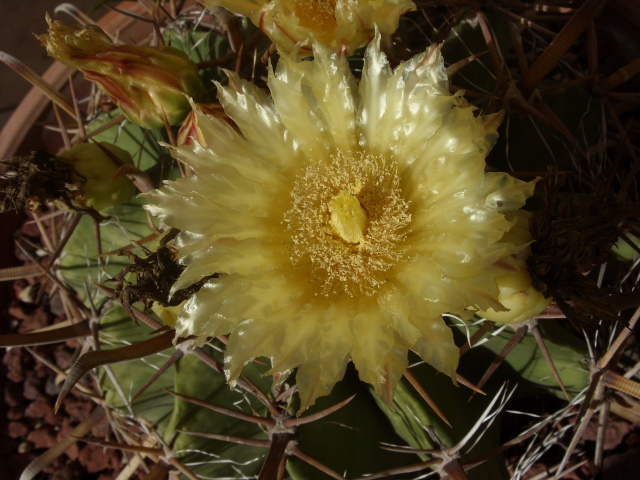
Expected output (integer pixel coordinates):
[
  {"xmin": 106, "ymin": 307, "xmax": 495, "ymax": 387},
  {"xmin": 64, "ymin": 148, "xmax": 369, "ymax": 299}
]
[{"xmin": 1, "ymin": 1, "xmax": 638, "ymax": 479}]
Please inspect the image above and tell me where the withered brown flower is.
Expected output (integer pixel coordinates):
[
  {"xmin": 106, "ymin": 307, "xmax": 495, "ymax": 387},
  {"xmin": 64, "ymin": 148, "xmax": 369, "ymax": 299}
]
[{"xmin": 527, "ymin": 173, "xmax": 620, "ymax": 328}]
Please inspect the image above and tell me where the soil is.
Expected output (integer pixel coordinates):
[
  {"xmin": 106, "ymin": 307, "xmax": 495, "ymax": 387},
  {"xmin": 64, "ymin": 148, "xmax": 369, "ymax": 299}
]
[{"xmin": 0, "ymin": 213, "xmax": 123, "ymax": 480}]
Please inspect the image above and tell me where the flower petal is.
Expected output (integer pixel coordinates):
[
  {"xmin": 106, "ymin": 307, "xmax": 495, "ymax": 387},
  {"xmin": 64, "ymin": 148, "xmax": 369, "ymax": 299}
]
[
  {"xmin": 358, "ymin": 35, "xmax": 453, "ymax": 161},
  {"xmin": 216, "ymin": 72, "xmax": 301, "ymax": 165},
  {"xmin": 269, "ymin": 44, "xmax": 358, "ymax": 156},
  {"xmin": 410, "ymin": 312, "xmax": 459, "ymax": 381}
]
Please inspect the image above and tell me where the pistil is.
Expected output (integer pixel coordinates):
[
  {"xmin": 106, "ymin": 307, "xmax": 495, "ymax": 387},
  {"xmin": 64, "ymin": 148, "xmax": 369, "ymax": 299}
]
[{"xmin": 329, "ymin": 192, "xmax": 367, "ymax": 244}]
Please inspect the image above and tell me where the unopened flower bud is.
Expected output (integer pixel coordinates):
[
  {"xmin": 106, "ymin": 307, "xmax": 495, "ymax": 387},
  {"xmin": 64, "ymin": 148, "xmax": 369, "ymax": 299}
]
[
  {"xmin": 38, "ymin": 14, "xmax": 207, "ymax": 129},
  {"xmin": 177, "ymin": 103, "xmax": 230, "ymax": 147},
  {"xmin": 478, "ymin": 210, "xmax": 552, "ymax": 324},
  {"xmin": 59, "ymin": 142, "xmax": 136, "ymax": 212}
]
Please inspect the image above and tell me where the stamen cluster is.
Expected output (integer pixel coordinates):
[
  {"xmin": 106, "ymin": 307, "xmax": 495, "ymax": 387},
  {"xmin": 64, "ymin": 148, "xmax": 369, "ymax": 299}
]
[{"xmin": 285, "ymin": 151, "xmax": 411, "ymax": 296}]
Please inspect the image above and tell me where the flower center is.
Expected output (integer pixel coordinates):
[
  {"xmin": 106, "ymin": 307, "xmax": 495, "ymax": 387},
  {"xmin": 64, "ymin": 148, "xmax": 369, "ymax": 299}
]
[
  {"xmin": 292, "ymin": 0, "xmax": 337, "ymax": 34},
  {"xmin": 284, "ymin": 151, "xmax": 411, "ymax": 297}
]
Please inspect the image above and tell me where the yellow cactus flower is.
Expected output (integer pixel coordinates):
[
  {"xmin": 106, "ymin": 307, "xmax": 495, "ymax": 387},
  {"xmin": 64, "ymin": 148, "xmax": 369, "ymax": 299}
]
[
  {"xmin": 144, "ymin": 33, "xmax": 536, "ymax": 411},
  {"xmin": 199, "ymin": 0, "xmax": 416, "ymax": 54},
  {"xmin": 38, "ymin": 15, "xmax": 207, "ymax": 129},
  {"xmin": 477, "ymin": 210, "xmax": 552, "ymax": 324}
]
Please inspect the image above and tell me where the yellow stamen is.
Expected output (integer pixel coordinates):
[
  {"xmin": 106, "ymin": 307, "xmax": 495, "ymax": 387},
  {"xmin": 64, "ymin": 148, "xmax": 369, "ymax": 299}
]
[{"xmin": 284, "ymin": 151, "xmax": 411, "ymax": 297}]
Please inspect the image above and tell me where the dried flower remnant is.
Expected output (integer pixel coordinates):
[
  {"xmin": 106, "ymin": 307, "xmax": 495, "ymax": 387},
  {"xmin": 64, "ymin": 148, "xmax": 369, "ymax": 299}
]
[
  {"xmin": 110, "ymin": 229, "xmax": 216, "ymax": 321},
  {"xmin": 1, "ymin": 142, "xmax": 134, "ymax": 215},
  {"xmin": 199, "ymin": 0, "xmax": 416, "ymax": 55},
  {"xmin": 37, "ymin": 14, "xmax": 207, "ymax": 129},
  {"xmin": 1, "ymin": 151, "xmax": 74, "ymax": 213},
  {"xmin": 144, "ymin": 34, "xmax": 536, "ymax": 410},
  {"xmin": 528, "ymin": 174, "xmax": 620, "ymax": 328}
]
